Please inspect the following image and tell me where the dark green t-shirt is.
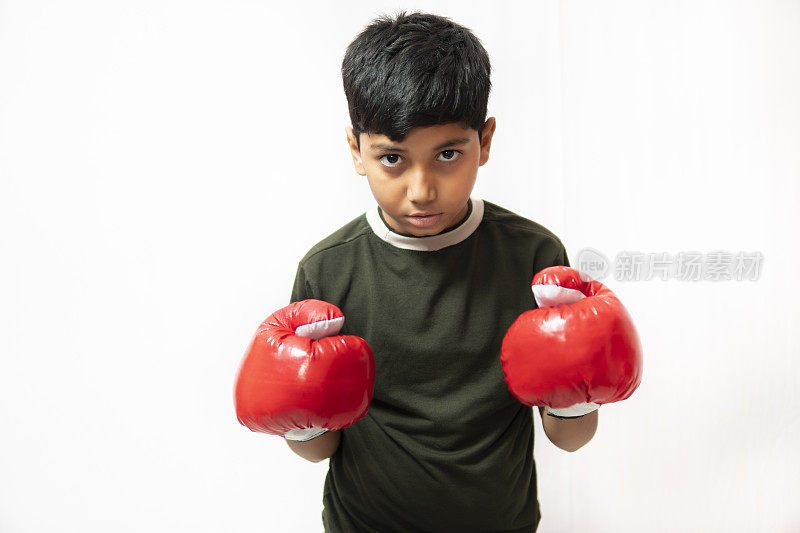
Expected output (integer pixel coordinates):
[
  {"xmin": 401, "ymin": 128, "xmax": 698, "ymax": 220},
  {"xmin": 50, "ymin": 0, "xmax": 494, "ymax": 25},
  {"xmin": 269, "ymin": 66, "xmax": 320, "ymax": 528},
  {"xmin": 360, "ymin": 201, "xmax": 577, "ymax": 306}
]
[{"xmin": 290, "ymin": 198, "xmax": 570, "ymax": 533}]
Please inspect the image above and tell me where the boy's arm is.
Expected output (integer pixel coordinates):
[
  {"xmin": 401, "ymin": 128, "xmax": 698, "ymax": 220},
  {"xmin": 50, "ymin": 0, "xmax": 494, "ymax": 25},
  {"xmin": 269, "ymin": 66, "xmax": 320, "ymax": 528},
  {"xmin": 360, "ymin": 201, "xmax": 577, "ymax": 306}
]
[
  {"xmin": 538, "ymin": 406, "xmax": 598, "ymax": 452},
  {"xmin": 286, "ymin": 430, "xmax": 341, "ymax": 463}
]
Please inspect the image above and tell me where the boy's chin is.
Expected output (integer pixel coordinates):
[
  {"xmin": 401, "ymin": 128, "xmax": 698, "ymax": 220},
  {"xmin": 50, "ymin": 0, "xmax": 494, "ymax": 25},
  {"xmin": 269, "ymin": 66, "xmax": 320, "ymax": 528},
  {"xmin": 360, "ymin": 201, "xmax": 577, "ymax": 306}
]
[{"xmin": 405, "ymin": 227, "xmax": 440, "ymax": 237}]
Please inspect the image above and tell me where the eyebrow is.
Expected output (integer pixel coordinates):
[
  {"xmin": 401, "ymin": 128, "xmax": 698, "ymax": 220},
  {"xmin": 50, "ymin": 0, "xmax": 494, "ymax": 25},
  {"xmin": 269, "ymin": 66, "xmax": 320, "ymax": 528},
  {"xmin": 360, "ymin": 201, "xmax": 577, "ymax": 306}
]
[{"xmin": 369, "ymin": 137, "xmax": 472, "ymax": 153}]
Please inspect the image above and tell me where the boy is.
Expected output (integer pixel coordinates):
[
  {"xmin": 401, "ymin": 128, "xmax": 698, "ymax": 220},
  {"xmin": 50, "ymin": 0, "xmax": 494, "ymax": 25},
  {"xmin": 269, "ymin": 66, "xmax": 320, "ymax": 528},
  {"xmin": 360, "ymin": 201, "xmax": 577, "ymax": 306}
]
[
  {"xmin": 233, "ymin": 11, "xmax": 642, "ymax": 530},
  {"xmin": 284, "ymin": 11, "xmax": 598, "ymax": 532}
]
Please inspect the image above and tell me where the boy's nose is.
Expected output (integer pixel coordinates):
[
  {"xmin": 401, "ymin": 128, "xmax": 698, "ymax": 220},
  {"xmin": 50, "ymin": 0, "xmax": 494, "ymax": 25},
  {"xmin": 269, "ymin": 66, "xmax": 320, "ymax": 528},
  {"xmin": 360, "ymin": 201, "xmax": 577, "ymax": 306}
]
[{"xmin": 406, "ymin": 170, "xmax": 437, "ymax": 204}]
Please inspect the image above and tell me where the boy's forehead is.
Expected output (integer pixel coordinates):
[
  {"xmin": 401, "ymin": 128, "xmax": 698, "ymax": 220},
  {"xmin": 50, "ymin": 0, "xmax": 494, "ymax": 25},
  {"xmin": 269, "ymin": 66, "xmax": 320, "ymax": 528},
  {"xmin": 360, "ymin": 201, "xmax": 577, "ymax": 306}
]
[{"xmin": 364, "ymin": 122, "xmax": 476, "ymax": 151}]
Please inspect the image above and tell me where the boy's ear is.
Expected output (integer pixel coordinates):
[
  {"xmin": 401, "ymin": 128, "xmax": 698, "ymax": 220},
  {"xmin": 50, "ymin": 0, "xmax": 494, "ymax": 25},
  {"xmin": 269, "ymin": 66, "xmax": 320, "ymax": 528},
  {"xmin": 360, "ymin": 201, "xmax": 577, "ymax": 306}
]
[
  {"xmin": 345, "ymin": 127, "xmax": 367, "ymax": 176},
  {"xmin": 478, "ymin": 117, "xmax": 497, "ymax": 167}
]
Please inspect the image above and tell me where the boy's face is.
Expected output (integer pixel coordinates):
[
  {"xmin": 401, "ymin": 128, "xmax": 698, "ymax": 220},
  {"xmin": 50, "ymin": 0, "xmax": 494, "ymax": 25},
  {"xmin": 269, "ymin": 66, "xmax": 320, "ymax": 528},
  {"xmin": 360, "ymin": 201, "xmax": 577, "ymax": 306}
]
[{"xmin": 346, "ymin": 118, "xmax": 496, "ymax": 237}]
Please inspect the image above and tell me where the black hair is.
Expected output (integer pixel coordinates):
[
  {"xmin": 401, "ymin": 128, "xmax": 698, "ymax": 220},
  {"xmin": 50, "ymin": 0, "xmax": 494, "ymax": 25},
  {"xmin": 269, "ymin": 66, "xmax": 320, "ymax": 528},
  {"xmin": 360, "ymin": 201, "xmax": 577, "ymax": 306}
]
[{"xmin": 341, "ymin": 11, "xmax": 492, "ymax": 151}]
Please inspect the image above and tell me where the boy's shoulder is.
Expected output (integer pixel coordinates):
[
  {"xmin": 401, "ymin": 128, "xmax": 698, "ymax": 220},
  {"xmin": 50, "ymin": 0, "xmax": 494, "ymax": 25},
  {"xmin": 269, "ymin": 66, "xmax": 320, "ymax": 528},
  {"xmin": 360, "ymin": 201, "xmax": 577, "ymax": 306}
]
[
  {"xmin": 480, "ymin": 200, "xmax": 566, "ymax": 249},
  {"xmin": 296, "ymin": 211, "xmax": 371, "ymax": 266}
]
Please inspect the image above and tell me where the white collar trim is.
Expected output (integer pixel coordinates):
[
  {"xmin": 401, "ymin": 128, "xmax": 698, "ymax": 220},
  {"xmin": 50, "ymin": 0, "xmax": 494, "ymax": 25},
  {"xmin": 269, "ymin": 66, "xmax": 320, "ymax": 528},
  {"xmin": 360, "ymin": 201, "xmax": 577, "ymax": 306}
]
[{"xmin": 366, "ymin": 198, "xmax": 484, "ymax": 251}]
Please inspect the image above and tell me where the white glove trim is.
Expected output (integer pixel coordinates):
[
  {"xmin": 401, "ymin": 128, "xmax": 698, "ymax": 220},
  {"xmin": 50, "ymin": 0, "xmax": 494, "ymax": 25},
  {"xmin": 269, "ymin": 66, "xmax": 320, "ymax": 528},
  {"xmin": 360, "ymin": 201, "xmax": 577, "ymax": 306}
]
[
  {"xmin": 546, "ymin": 402, "xmax": 600, "ymax": 418},
  {"xmin": 295, "ymin": 316, "xmax": 344, "ymax": 339},
  {"xmin": 531, "ymin": 285, "xmax": 585, "ymax": 308},
  {"xmin": 284, "ymin": 428, "xmax": 329, "ymax": 441}
]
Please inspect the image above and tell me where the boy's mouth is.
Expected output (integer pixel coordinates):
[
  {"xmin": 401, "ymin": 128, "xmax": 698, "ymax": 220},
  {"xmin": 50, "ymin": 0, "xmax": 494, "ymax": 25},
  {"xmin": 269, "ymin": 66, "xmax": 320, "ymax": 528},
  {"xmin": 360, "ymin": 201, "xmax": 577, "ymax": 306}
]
[{"xmin": 405, "ymin": 213, "xmax": 442, "ymax": 228}]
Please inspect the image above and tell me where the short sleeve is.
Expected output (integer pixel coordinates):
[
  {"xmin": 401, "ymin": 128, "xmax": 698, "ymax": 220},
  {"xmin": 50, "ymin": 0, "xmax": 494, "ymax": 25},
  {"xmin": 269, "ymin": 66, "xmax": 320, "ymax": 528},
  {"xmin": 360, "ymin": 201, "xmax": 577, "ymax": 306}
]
[
  {"xmin": 551, "ymin": 241, "xmax": 571, "ymax": 268},
  {"xmin": 535, "ymin": 238, "xmax": 571, "ymax": 275},
  {"xmin": 289, "ymin": 262, "xmax": 314, "ymax": 304}
]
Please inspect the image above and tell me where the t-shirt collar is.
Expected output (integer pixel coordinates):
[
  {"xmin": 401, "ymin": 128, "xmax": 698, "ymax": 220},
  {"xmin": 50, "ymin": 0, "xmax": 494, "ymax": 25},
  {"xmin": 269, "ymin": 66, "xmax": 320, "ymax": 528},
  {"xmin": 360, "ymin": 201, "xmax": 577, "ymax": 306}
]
[{"xmin": 366, "ymin": 198, "xmax": 484, "ymax": 251}]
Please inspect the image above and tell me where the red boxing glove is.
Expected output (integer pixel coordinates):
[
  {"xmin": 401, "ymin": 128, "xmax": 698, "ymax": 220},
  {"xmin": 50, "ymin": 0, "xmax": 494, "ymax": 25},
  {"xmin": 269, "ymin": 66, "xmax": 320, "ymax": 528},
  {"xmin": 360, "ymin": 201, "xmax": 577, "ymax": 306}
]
[
  {"xmin": 501, "ymin": 266, "xmax": 643, "ymax": 418},
  {"xmin": 234, "ymin": 299, "xmax": 375, "ymax": 440}
]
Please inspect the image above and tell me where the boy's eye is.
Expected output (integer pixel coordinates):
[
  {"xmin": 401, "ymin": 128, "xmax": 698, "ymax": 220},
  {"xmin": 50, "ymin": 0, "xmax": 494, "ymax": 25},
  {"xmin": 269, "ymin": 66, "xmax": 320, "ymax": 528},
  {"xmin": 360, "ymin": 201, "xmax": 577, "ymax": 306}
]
[
  {"xmin": 378, "ymin": 150, "xmax": 462, "ymax": 168},
  {"xmin": 439, "ymin": 149, "xmax": 461, "ymax": 162},
  {"xmin": 379, "ymin": 154, "xmax": 402, "ymax": 167}
]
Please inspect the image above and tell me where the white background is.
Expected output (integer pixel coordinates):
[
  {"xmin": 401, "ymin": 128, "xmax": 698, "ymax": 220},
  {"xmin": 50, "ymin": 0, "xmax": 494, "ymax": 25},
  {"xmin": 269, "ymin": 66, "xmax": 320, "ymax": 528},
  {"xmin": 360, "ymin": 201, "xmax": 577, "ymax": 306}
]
[{"xmin": 1, "ymin": 1, "xmax": 798, "ymax": 531}]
